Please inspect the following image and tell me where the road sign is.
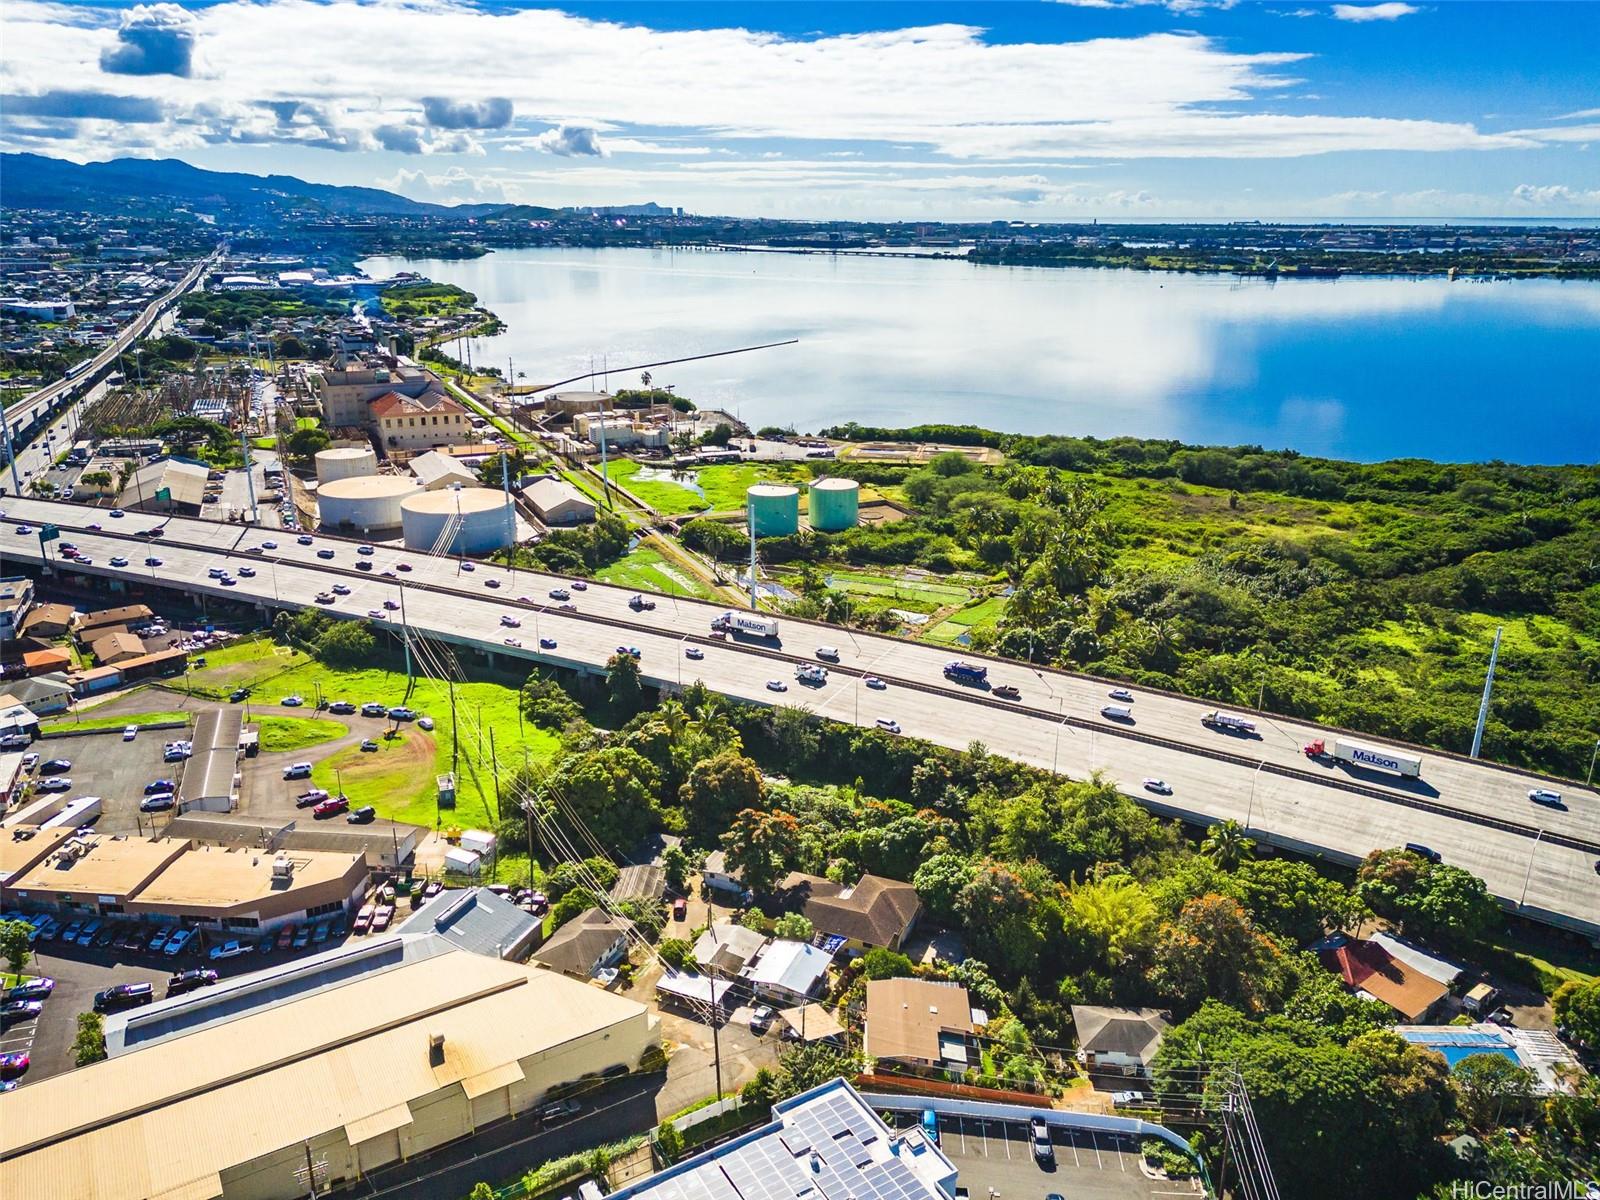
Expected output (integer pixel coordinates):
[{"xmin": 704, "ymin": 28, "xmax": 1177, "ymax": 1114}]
[
  {"xmin": 38, "ymin": 524, "xmax": 59, "ymax": 543},
  {"xmin": 155, "ymin": 487, "xmax": 171, "ymax": 502}
]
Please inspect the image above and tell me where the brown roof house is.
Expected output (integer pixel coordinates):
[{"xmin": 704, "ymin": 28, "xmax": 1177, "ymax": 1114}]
[
  {"xmin": 90, "ymin": 631, "xmax": 146, "ymax": 666},
  {"xmin": 19, "ymin": 603, "xmax": 76, "ymax": 640},
  {"xmin": 75, "ymin": 605, "xmax": 154, "ymax": 637},
  {"xmin": 779, "ymin": 872, "xmax": 922, "ymax": 952},
  {"xmin": 1318, "ymin": 936, "xmax": 1450, "ymax": 1022},
  {"xmin": 865, "ymin": 978, "xmax": 976, "ymax": 1071},
  {"xmin": 1072, "ymin": 1006, "xmax": 1172, "ymax": 1078},
  {"xmin": 534, "ymin": 907, "xmax": 634, "ymax": 980}
]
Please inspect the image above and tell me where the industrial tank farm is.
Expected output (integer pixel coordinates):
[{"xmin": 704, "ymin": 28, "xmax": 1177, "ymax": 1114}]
[
  {"xmin": 316, "ymin": 475, "xmax": 420, "ymax": 535},
  {"xmin": 807, "ymin": 477, "xmax": 860, "ymax": 531},
  {"xmin": 313, "ymin": 446, "xmax": 377, "ymax": 484},
  {"xmin": 746, "ymin": 483, "xmax": 800, "ymax": 537},
  {"xmin": 401, "ymin": 486, "xmax": 516, "ymax": 555}
]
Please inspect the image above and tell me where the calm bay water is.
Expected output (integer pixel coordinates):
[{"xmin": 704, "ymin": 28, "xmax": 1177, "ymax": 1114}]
[{"xmin": 359, "ymin": 248, "xmax": 1600, "ymax": 465}]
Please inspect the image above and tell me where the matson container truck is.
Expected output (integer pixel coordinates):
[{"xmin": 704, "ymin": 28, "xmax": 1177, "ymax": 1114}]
[
  {"xmin": 711, "ymin": 612, "xmax": 779, "ymax": 639},
  {"xmin": 1305, "ymin": 738, "xmax": 1423, "ymax": 778}
]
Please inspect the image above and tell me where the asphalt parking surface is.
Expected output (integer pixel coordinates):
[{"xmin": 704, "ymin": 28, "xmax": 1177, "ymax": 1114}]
[
  {"xmin": 915, "ymin": 1113, "xmax": 1201, "ymax": 1200},
  {"xmin": 30, "ymin": 729, "xmax": 180, "ymax": 837}
]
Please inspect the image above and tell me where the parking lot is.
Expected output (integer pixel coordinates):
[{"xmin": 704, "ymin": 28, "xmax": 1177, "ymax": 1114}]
[
  {"xmin": 29, "ymin": 729, "xmax": 186, "ymax": 837},
  {"xmin": 903, "ymin": 1112, "xmax": 1202, "ymax": 1200}
]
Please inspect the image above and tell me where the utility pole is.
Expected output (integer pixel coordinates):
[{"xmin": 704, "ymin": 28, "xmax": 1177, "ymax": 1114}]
[
  {"xmin": 449, "ymin": 679, "xmax": 459, "ymax": 776},
  {"xmin": 748, "ymin": 519, "xmax": 758, "ymax": 611},
  {"xmin": 1470, "ymin": 625, "xmax": 1503, "ymax": 759},
  {"xmin": 399, "ymin": 583, "xmax": 412, "ymax": 685},
  {"xmin": 488, "ymin": 727, "xmax": 501, "ymax": 823}
]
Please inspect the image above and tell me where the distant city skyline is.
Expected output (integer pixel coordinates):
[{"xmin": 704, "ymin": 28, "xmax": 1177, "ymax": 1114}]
[{"xmin": 2, "ymin": 0, "xmax": 1597, "ymax": 220}]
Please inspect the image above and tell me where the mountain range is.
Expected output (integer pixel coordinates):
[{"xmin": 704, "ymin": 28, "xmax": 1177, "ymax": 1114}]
[{"xmin": 0, "ymin": 153, "xmax": 553, "ymax": 221}]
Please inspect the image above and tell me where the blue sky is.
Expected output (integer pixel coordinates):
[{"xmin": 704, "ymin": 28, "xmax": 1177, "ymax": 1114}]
[{"xmin": 2, "ymin": 0, "xmax": 1597, "ymax": 218}]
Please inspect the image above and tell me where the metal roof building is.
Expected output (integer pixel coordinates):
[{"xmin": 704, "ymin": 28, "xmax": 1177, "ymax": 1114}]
[
  {"xmin": 609, "ymin": 1078, "xmax": 956, "ymax": 1200},
  {"xmin": 3, "ymin": 952, "xmax": 659, "ymax": 1200},
  {"xmin": 179, "ymin": 708, "xmax": 243, "ymax": 813}
]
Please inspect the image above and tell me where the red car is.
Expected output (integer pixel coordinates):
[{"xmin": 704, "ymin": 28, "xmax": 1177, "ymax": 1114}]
[
  {"xmin": 672, "ymin": 897, "xmax": 687, "ymax": 921},
  {"xmin": 313, "ymin": 796, "xmax": 350, "ymax": 819}
]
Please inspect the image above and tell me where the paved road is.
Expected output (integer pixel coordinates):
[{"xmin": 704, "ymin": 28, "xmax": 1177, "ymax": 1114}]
[
  {"xmin": 335, "ymin": 1074, "xmax": 663, "ymax": 1200},
  {"xmin": 2, "ymin": 496, "xmax": 1597, "ymax": 938}
]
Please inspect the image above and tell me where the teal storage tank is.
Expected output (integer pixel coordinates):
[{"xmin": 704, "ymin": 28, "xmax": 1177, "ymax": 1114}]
[
  {"xmin": 807, "ymin": 477, "xmax": 860, "ymax": 531},
  {"xmin": 747, "ymin": 483, "xmax": 800, "ymax": 537}
]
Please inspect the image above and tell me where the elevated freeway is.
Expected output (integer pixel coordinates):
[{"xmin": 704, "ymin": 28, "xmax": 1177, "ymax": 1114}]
[
  {"xmin": 1, "ymin": 249, "xmax": 220, "ymax": 463},
  {"xmin": 3, "ymin": 495, "xmax": 1597, "ymax": 939}
]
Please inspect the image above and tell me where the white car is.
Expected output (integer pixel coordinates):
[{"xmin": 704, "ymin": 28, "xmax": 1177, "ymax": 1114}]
[
  {"xmin": 208, "ymin": 939, "xmax": 252, "ymax": 961},
  {"xmin": 109, "ymin": 555, "xmax": 128, "ymax": 567},
  {"xmin": 548, "ymin": 588, "xmax": 570, "ymax": 601},
  {"xmin": 875, "ymin": 718, "xmax": 903, "ymax": 734},
  {"xmin": 1528, "ymin": 788, "xmax": 1563, "ymax": 807},
  {"xmin": 864, "ymin": 676, "xmax": 887, "ymax": 690},
  {"xmin": 281, "ymin": 695, "xmax": 304, "ymax": 707},
  {"xmin": 685, "ymin": 646, "xmax": 704, "ymax": 660},
  {"xmin": 1108, "ymin": 688, "xmax": 1134, "ymax": 702},
  {"xmin": 331, "ymin": 584, "xmax": 351, "ymax": 596},
  {"xmin": 1143, "ymin": 778, "xmax": 1173, "ymax": 794},
  {"xmin": 504, "ymin": 637, "xmax": 522, "ymax": 647},
  {"xmin": 500, "ymin": 615, "xmax": 521, "ymax": 627},
  {"xmin": 418, "ymin": 717, "xmax": 435, "ymax": 731},
  {"xmin": 122, "ymin": 726, "xmax": 138, "ymax": 741},
  {"xmin": 766, "ymin": 679, "xmax": 788, "ymax": 692},
  {"xmin": 163, "ymin": 928, "xmax": 195, "ymax": 956}
]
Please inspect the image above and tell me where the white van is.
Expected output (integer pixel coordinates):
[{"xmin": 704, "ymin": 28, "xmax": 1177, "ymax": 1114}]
[
  {"xmin": 815, "ymin": 646, "xmax": 840, "ymax": 662},
  {"xmin": 1100, "ymin": 704, "xmax": 1133, "ymax": 721},
  {"xmin": 282, "ymin": 762, "xmax": 313, "ymax": 780}
]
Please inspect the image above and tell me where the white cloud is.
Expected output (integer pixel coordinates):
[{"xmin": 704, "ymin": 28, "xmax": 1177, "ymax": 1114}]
[
  {"xmin": 1553, "ymin": 107, "xmax": 1600, "ymax": 122},
  {"xmin": 524, "ymin": 124, "xmax": 605, "ymax": 157},
  {"xmin": 1511, "ymin": 183, "xmax": 1600, "ymax": 207},
  {"xmin": 1331, "ymin": 4, "xmax": 1420, "ymax": 22},
  {"xmin": 378, "ymin": 165, "xmax": 511, "ymax": 203},
  {"xmin": 0, "ymin": 0, "xmax": 1557, "ymax": 167}
]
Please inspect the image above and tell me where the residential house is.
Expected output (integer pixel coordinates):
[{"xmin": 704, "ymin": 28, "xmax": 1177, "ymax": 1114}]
[
  {"xmin": 0, "ymin": 578, "xmax": 34, "ymax": 642},
  {"xmin": 778, "ymin": 872, "xmax": 922, "ymax": 952},
  {"xmin": 864, "ymin": 978, "xmax": 976, "ymax": 1071},
  {"xmin": 693, "ymin": 921, "xmax": 769, "ymax": 976},
  {"xmin": 533, "ymin": 907, "xmax": 634, "ymax": 980},
  {"xmin": 19, "ymin": 603, "xmax": 75, "ymax": 640},
  {"xmin": 90, "ymin": 632, "xmax": 146, "ymax": 666},
  {"xmin": 741, "ymin": 939, "xmax": 832, "ymax": 1005},
  {"xmin": 609, "ymin": 864, "xmax": 666, "ymax": 905},
  {"xmin": 1071, "ymin": 1005, "xmax": 1171, "ymax": 1078},
  {"xmin": 4, "ymin": 674, "xmax": 74, "ymax": 716},
  {"xmin": 1318, "ymin": 936, "xmax": 1451, "ymax": 1022},
  {"xmin": 74, "ymin": 605, "xmax": 154, "ymax": 637},
  {"xmin": 700, "ymin": 850, "xmax": 746, "ymax": 898}
]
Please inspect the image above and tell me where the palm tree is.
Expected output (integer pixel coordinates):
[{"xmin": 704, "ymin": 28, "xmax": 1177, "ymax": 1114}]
[{"xmin": 1201, "ymin": 819, "xmax": 1256, "ymax": 870}]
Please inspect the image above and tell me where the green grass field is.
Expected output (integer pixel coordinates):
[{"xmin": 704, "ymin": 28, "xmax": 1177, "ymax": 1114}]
[
  {"xmin": 185, "ymin": 638, "xmax": 309, "ymax": 697},
  {"xmin": 596, "ymin": 545, "xmax": 718, "ymax": 599},
  {"xmin": 39, "ymin": 709, "xmax": 189, "ymax": 734},
  {"xmin": 247, "ymin": 658, "xmax": 562, "ymax": 831},
  {"xmin": 924, "ymin": 595, "xmax": 1009, "ymax": 644},
  {"xmin": 256, "ymin": 716, "xmax": 349, "ymax": 753},
  {"xmin": 606, "ymin": 460, "xmax": 709, "ymax": 515},
  {"xmin": 694, "ymin": 461, "xmax": 815, "ymax": 512}
]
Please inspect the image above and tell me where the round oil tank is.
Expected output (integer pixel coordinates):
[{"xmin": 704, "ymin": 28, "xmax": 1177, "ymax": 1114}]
[
  {"xmin": 402, "ymin": 486, "xmax": 515, "ymax": 556},
  {"xmin": 314, "ymin": 446, "xmax": 377, "ymax": 484},
  {"xmin": 807, "ymin": 477, "xmax": 860, "ymax": 531},
  {"xmin": 316, "ymin": 475, "xmax": 419, "ymax": 534},
  {"xmin": 747, "ymin": 483, "xmax": 800, "ymax": 538}
]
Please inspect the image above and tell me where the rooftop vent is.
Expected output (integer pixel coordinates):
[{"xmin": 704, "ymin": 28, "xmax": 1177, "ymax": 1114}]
[
  {"xmin": 429, "ymin": 1033, "xmax": 446, "ymax": 1066},
  {"xmin": 271, "ymin": 855, "xmax": 293, "ymax": 881}
]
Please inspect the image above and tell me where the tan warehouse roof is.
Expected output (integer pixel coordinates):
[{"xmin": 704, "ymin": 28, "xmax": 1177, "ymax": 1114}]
[
  {"xmin": 7, "ymin": 835, "xmax": 189, "ymax": 903},
  {"xmin": 1, "ymin": 951, "xmax": 654, "ymax": 1200},
  {"xmin": 128, "ymin": 843, "xmax": 362, "ymax": 914},
  {"xmin": 0, "ymin": 826, "xmax": 76, "ymax": 882}
]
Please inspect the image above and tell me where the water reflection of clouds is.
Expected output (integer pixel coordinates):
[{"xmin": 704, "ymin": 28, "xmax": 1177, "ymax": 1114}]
[{"xmin": 364, "ymin": 250, "xmax": 1599, "ymax": 460}]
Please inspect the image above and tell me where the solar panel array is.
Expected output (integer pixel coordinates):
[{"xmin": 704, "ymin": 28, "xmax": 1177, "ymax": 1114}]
[{"xmin": 627, "ymin": 1085, "xmax": 944, "ymax": 1200}]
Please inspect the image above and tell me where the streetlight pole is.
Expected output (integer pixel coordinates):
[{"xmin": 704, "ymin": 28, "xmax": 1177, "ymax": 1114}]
[
  {"xmin": 1518, "ymin": 830, "xmax": 1544, "ymax": 909},
  {"xmin": 1587, "ymin": 739, "xmax": 1599, "ymax": 788},
  {"xmin": 1052, "ymin": 715, "xmax": 1069, "ymax": 776},
  {"xmin": 1245, "ymin": 760, "xmax": 1265, "ymax": 830}
]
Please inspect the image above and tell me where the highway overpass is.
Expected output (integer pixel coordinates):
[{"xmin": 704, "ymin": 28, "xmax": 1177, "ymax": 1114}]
[{"xmin": 3, "ymin": 495, "xmax": 1597, "ymax": 940}]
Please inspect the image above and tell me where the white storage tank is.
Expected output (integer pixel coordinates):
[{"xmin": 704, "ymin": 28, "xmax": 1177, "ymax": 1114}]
[
  {"xmin": 401, "ymin": 486, "xmax": 515, "ymax": 555},
  {"xmin": 314, "ymin": 445, "xmax": 377, "ymax": 484},
  {"xmin": 316, "ymin": 475, "xmax": 419, "ymax": 534}
]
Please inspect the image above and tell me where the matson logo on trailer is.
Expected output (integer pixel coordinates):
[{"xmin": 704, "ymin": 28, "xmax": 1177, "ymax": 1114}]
[{"xmin": 1336, "ymin": 739, "xmax": 1422, "ymax": 778}]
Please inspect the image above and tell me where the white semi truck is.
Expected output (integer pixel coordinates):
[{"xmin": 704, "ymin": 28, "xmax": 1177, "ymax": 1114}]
[
  {"xmin": 711, "ymin": 611, "xmax": 779, "ymax": 639},
  {"xmin": 1305, "ymin": 737, "xmax": 1422, "ymax": 778}
]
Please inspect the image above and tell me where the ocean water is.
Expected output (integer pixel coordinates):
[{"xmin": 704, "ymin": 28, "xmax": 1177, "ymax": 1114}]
[{"xmin": 360, "ymin": 248, "xmax": 1600, "ymax": 465}]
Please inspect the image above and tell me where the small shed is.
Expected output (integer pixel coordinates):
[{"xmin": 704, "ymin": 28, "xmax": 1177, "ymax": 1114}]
[{"xmin": 443, "ymin": 846, "xmax": 481, "ymax": 875}]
